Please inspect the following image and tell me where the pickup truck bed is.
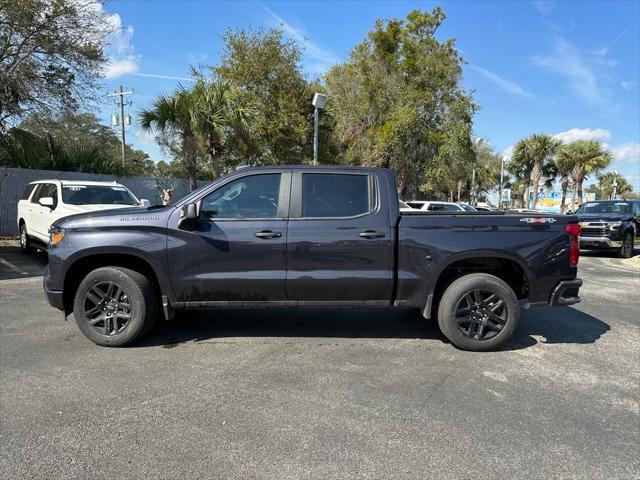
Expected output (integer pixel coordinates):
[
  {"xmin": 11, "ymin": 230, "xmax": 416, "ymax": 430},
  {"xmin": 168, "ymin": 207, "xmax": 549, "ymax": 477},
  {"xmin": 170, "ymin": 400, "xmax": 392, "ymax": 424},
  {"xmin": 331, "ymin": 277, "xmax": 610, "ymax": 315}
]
[{"xmin": 43, "ymin": 166, "xmax": 582, "ymax": 351}]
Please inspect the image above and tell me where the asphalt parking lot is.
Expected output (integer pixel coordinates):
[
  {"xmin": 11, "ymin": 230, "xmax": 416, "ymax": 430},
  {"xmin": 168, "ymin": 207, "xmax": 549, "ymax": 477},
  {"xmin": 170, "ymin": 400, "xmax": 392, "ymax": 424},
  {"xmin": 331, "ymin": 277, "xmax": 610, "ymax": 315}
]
[{"xmin": 0, "ymin": 244, "xmax": 638, "ymax": 479}]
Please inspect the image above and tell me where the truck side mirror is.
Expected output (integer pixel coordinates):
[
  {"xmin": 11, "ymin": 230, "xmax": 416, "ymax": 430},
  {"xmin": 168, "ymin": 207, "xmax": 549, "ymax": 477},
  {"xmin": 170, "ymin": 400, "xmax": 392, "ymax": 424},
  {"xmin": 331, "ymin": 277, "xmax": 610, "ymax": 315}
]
[
  {"xmin": 178, "ymin": 203, "xmax": 198, "ymax": 230},
  {"xmin": 39, "ymin": 197, "xmax": 54, "ymax": 209},
  {"xmin": 140, "ymin": 198, "xmax": 151, "ymax": 207}
]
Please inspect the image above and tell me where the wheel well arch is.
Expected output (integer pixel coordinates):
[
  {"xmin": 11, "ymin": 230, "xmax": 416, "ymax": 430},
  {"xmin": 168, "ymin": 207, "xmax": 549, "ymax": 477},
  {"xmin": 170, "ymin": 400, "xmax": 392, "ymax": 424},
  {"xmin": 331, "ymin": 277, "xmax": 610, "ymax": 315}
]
[
  {"xmin": 63, "ymin": 253, "xmax": 162, "ymax": 313},
  {"xmin": 18, "ymin": 218, "xmax": 25, "ymax": 227},
  {"xmin": 429, "ymin": 256, "xmax": 529, "ymax": 317}
]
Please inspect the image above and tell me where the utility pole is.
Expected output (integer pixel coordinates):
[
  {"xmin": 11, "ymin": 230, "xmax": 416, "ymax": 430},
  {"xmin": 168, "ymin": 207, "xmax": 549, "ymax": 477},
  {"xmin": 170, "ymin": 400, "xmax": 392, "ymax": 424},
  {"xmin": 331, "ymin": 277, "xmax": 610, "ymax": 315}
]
[{"xmin": 107, "ymin": 86, "xmax": 133, "ymax": 166}]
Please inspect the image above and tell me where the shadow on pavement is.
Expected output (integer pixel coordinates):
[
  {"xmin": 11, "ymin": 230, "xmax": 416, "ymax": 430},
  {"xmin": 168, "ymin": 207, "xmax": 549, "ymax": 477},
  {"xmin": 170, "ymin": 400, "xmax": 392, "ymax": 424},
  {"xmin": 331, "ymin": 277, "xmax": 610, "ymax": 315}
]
[
  {"xmin": 140, "ymin": 304, "xmax": 610, "ymax": 351},
  {"xmin": 0, "ymin": 245, "xmax": 48, "ymax": 280}
]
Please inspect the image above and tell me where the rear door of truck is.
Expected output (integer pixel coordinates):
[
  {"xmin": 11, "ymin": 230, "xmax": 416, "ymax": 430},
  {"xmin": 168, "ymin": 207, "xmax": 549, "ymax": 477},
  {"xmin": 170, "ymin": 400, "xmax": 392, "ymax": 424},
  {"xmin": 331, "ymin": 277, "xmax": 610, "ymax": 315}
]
[{"xmin": 285, "ymin": 170, "xmax": 394, "ymax": 303}]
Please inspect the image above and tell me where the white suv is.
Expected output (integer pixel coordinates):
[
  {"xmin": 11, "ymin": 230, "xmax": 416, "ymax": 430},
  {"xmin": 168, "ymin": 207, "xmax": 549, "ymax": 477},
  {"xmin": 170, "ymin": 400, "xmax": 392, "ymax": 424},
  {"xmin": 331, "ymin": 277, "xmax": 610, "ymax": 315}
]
[{"xmin": 17, "ymin": 180, "xmax": 149, "ymax": 253}]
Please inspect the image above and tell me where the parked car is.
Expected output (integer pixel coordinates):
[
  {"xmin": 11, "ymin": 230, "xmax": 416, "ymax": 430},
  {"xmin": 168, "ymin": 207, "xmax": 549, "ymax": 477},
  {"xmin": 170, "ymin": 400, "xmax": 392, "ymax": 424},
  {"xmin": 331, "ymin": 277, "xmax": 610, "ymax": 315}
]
[
  {"xmin": 399, "ymin": 200, "xmax": 416, "ymax": 212},
  {"xmin": 406, "ymin": 201, "xmax": 477, "ymax": 212},
  {"xmin": 475, "ymin": 205, "xmax": 503, "ymax": 212},
  {"xmin": 576, "ymin": 200, "xmax": 639, "ymax": 258},
  {"xmin": 17, "ymin": 180, "xmax": 149, "ymax": 253},
  {"xmin": 44, "ymin": 166, "xmax": 582, "ymax": 351}
]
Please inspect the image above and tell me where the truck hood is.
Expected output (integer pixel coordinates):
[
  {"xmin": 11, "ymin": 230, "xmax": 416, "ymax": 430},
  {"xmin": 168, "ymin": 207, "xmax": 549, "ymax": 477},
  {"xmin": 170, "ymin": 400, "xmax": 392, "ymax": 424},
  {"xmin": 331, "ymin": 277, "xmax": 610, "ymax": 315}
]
[
  {"xmin": 576, "ymin": 213, "xmax": 628, "ymax": 222},
  {"xmin": 55, "ymin": 205, "xmax": 172, "ymax": 229}
]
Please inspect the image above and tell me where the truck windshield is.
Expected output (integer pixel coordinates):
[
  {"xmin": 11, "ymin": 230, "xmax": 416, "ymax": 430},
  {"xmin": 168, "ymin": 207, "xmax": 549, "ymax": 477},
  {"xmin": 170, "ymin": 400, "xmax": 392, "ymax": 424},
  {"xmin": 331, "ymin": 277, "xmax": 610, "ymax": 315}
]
[
  {"xmin": 577, "ymin": 202, "xmax": 630, "ymax": 214},
  {"xmin": 62, "ymin": 186, "xmax": 139, "ymax": 205}
]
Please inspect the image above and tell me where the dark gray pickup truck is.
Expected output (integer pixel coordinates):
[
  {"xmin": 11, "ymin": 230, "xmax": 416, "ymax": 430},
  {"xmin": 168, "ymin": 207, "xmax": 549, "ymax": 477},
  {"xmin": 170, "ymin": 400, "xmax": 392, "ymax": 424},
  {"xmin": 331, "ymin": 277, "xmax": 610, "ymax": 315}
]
[{"xmin": 44, "ymin": 166, "xmax": 582, "ymax": 351}]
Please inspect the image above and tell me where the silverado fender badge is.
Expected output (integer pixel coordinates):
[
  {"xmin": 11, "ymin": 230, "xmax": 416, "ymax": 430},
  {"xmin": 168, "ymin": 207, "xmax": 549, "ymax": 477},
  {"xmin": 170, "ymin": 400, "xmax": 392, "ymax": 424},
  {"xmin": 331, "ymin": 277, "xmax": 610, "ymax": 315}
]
[{"xmin": 519, "ymin": 217, "xmax": 557, "ymax": 224}]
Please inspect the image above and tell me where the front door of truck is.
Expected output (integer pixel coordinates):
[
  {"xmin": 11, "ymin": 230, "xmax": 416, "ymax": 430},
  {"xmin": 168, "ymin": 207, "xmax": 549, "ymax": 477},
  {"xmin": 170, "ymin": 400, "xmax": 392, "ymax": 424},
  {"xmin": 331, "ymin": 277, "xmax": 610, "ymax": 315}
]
[
  {"xmin": 167, "ymin": 171, "xmax": 291, "ymax": 304},
  {"xmin": 285, "ymin": 171, "xmax": 394, "ymax": 303}
]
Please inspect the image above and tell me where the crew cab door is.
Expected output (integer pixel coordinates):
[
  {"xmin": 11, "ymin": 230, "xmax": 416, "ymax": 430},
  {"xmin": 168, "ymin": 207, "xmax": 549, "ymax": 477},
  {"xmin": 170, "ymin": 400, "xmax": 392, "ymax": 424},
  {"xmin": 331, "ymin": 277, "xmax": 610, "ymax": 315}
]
[
  {"xmin": 29, "ymin": 183, "xmax": 59, "ymax": 241},
  {"xmin": 167, "ymin": 171, "xmax": 291, "ymax": 304},
  {"xmin": 285, "ymin": 171, "xmax": 394, "ymax": 303}
]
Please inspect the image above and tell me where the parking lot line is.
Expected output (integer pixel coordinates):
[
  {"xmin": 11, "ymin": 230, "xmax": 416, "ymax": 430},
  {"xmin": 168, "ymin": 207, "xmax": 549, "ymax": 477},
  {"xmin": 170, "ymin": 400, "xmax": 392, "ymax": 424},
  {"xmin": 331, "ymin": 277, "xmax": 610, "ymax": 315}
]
[{"xmin": 0, "ymin": 257, "xmax": 29, "ymax": 276}]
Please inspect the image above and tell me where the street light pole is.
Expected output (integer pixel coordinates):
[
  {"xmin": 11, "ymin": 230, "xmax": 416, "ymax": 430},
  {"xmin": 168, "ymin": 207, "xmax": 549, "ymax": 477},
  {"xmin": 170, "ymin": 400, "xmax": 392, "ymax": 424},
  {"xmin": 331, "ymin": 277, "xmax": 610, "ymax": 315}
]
[
  {"xmin": 313, "ymin": 106, "xmax": 319, "ymax": 166},
  {"xmin": 499, "ymin": 156, "xmax": 505, "ymax": 206},
  {"xmin": 311, "ymin": 93, "xmax": 327, "ymax": 166}
]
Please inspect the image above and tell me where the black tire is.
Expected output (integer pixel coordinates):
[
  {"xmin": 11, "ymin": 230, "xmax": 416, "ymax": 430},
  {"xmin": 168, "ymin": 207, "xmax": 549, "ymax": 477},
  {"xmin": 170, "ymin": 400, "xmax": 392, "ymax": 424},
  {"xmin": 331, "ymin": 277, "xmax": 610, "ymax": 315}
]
[
  {"xmin": 437, "ymin": 273, "xmax": 519, "ymax": 352},
  {"xmin": 619, "ymin": 231, "xmax": 634, "ymax": 259},
  {"xmin": 73, "ymin": 267, "xmax": 158, "ymax": 347},
  {"xmin": 19, "ymin": 223, "xmax": 36, "ymax": 254}
]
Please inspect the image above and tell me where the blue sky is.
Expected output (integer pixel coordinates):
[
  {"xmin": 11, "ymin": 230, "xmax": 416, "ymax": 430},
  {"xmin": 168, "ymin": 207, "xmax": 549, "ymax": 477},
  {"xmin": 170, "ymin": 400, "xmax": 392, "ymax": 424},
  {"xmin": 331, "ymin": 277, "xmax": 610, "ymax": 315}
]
[{"xmin": 98, "ymin": 0, "xmax": 640, "ymax": 190}]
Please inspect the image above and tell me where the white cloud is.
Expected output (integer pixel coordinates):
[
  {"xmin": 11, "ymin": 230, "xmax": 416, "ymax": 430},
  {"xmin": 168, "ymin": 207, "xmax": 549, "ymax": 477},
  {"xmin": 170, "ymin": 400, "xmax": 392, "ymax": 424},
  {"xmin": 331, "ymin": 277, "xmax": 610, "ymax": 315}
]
[
  {"xmin": 531, "ymin": 37, "xmax": 606, "ymax": 106},
  {"xmin": 552, "ymin": 128, "xmax": 611, "ymax": 144},
  {"xmin": 262, "ymin": 4, "xmax": 339, "ymax": 75},
  {"xmin": 133, "ymin": 73, "xmax": 194, "ymax": 82},
  {"xmin": 470, "ymin": 65, "xmax": 535, "ymax": 98},
  {"xmin": 102, "ymin": 11, "xmax": 140, "ymax": 79},
  {"xmin": 532, "ymin": 1, "xmax": 554, "ymax": 15},
  {"xmin": 620, "ymin": 81, "xmax": 636, "ymax": 91},
  {"xmin": 610, "ymin": 143, "xmax": 640, "ymax": 164}
]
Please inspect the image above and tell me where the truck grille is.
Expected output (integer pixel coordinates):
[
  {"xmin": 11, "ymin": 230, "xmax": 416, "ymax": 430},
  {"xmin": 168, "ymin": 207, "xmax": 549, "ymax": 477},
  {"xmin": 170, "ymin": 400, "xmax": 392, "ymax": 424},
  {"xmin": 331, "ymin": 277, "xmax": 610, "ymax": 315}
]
[{"xmin": 581, "ymin": 227, "xmax": 607, "ymax": 237}]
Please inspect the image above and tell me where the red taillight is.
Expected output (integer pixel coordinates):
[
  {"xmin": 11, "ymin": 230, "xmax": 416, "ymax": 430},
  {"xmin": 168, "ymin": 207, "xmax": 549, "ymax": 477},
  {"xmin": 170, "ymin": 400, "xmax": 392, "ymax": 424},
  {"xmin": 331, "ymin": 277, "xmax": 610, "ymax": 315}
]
[{"xmin": 565, "ymin": 223, "xmax": 581, "ymax": 266}]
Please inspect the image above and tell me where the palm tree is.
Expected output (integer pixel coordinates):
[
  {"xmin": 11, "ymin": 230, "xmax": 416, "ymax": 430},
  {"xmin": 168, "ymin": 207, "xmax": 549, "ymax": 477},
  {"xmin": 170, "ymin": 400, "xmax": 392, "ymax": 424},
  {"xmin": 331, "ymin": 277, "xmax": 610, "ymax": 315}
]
[
  {"xmin": 510, "ymin": 134, "xmax": 560, "ymax": 209},
  {"xmin": 140, "ymin": 88, "xmax": 199, "ymax": 191},
  {"xmin": 190, "ymin": 78, "xmax": 254, "ymax": 178},
  {"xmin": 597, "ymin": 171, "xmax": 633, "ymax": 199},
  {"xmin": 555, "ymin": 146, "xmax": 576, "ymax": 213},
  {"xmin": 560, "ymin": 140, "xmax": 612, "ymax": 207}
]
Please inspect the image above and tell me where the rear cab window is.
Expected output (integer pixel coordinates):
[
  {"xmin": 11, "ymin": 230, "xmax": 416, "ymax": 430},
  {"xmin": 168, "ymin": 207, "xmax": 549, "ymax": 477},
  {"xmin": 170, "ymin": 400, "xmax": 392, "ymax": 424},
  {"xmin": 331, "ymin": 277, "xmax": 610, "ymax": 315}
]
[{"xmin": 301, "ymin": 173, "xmax": 372, "ymax": 218}]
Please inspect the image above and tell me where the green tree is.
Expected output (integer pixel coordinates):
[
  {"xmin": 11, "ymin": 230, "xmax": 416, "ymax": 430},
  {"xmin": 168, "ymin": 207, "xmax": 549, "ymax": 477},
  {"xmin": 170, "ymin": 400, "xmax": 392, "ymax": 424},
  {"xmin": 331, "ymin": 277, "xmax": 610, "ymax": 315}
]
[
  {"xmin": 554, "ymin": 146, "xmax": 575, "ymax": 213},
  {"xmin": 509, "ymin": 134, "xmax": 560, "ymax": 209},
  {"xmin": 596, "ymin": 171, "xmax": 633, "ymax": 199},
  {"xmin": 325, "ymin": 8, "xmax": 475, "ymax": 198},
  {"xmin": 0, "ymin": 0, "xmax": 112, "ymax": 129},
  {"xmin": 190, "ymin": 76, "xmax": 254, "ymax": 177},
  {"xmin": 140, "ymin": 88, "xmax": 200, "ymax": 191},
  {"xmin": 559, "ymin": 140, "xmax": 612, "ymax": 207},
  {"xmin": 214, "ymin": 28, "xmax": 312, "ymax": 165},
  {"xmin": 0, "ymin": 111, "xmax": 152, "ymax": 175}
]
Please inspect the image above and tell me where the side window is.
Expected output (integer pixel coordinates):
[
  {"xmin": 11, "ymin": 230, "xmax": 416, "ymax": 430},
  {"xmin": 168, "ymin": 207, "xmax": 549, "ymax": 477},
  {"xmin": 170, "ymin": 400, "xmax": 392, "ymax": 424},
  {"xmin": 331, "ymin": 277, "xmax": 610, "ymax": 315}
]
[
  {"xmin": 634, "ymin": 202, "xmax": 640, "ymax": 215},
  {"xmin": 32, "ymin": 184, "xmax": 58, "ymax": 208},
  {"xmin": 302, "ymin": 173, "xmax": 370, "ymax": 218},
  {"xmin": 201, "ymin": 174, "xmax": 281, "ymax": 219},
  {"xmin": 30, "ymin": 185, "xmax": 43, "ymax": 204},
  {"xmin": 20, "ymin": 184, "xmax": 36, "ymax": 201}
]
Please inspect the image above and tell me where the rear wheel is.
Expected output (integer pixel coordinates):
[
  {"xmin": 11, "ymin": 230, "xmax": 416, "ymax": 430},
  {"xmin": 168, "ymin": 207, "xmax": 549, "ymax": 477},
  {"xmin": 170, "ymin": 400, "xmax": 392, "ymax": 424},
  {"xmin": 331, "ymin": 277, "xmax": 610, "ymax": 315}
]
[
  {"xmin": 619, "ymin": 231, "xmax": 634, "ymax": 258},
  {"xmin": 73, "ymin": 267, "xmax": 158, "ymax": 347},
  {"xmin": 19, "ymin": 223, "xmax": 36, "ymax": 254},
  {"xmin": 437, "ymin": 273, "xmax": 519, "ymax": 351}
]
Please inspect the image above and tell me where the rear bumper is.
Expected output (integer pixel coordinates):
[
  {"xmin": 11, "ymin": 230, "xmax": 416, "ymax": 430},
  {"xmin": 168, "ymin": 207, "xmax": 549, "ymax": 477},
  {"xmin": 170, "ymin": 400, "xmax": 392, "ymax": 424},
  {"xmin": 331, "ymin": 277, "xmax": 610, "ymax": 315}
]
[
  {"xmin": 579, "ymin": 236, "xmax": 622, "ymax": 248},
  {"xmin": 549, "ymin": 278, "xmax": 582, "ymax": 306}
]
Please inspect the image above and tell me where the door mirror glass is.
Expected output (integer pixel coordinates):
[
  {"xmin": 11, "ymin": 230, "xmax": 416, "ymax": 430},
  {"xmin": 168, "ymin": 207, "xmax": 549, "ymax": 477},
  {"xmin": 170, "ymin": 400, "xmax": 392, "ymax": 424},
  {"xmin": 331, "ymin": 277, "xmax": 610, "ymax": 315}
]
[
  {"xmin": 39, "ymin": 196, "xmax": 54, "ymax": 208},
  {"xmin": 140, "ymin": 198, "xmax": 151, "ymax": 207},
  {"xmin": 178, "ymin": 203, "xmax": 198, "ymax": 230}
]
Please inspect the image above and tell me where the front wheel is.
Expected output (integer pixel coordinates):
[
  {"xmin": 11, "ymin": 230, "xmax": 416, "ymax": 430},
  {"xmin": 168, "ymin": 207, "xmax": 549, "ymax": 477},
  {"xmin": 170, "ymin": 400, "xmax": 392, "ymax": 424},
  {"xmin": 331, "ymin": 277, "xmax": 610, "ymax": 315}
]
[
  {"xmin": 19, "ymin": 223, "xmax": 35, "ymax": 254},
  {"xmin": 619, "ymin": 231, "xmax": 634, "ymax": 258},
  {"xmin": 73, "ymin": 267, "xmax": 158, "ymax": 347},
  {"xmin": 437, "ymin": 273, "xmax": 519, "ymax": 351}
]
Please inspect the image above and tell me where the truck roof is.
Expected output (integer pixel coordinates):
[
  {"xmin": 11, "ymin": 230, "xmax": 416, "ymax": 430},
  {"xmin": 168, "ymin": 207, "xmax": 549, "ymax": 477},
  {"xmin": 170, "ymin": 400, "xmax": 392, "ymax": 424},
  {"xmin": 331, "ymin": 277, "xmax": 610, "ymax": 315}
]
[{"xmin": 29, "ymin": 179, "xmax": 123, "ymax": 187}]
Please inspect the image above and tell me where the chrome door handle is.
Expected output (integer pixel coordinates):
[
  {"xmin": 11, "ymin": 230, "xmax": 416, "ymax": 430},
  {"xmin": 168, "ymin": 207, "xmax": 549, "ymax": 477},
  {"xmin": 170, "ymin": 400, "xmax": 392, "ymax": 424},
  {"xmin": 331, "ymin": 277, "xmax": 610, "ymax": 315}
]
[
  {"xmin": 254, "ymin": 230, "xmax": 282, "ymax": 239},
  {"xmin": 359, "ymin": 230, "xmax": 385, "ymax": 239}
]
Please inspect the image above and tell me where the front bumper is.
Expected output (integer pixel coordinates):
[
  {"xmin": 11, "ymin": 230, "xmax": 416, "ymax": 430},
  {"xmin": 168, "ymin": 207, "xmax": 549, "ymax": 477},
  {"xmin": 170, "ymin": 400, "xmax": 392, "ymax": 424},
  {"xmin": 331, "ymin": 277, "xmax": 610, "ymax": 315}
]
[
  {"xmin": 549, "ymin": 278, "xmax": 582, "ymax": 306},
  {"xmin": 579, "ymin": 236, "xmax": 622, "ymax": 248},
  {"xmin": 43, "ymin": 267, "xmax": 64, "ymax": 310}
]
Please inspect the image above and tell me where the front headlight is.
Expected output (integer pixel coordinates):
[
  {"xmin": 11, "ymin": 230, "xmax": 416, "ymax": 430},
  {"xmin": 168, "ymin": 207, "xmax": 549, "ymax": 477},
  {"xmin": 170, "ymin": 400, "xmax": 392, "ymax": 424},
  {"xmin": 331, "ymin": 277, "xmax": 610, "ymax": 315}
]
[
  {"xmin": 49, "ymin": 226, "xmax": 66, "ymax": 247},
  {"xmin": 608, "ymin": 221, "xmax": 623, "ymax": 229}
]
